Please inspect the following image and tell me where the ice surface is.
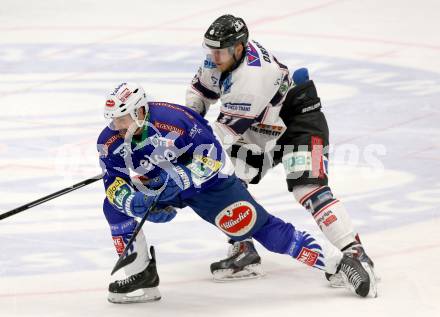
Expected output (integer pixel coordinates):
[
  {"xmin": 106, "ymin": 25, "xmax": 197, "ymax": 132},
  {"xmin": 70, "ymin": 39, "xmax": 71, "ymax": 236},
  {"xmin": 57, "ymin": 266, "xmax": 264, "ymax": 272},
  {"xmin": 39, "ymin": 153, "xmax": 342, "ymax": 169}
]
[{"xmin": 1, "ymin": 1, "xmax": 439, "ymax": 316}]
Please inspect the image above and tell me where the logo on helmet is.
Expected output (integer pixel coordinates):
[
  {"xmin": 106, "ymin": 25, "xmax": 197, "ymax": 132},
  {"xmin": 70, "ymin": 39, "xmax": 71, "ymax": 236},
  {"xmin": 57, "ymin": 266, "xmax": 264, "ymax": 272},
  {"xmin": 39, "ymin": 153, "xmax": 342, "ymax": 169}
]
[
  {"xmin": 117, "ymin": 88, "xmax": 132, "ymax": 103},
  {"xmin": 110, "ymin": 82, "xmax": 127, "ymax": 96},
  {"xmin": 233, "ymin": 20, "xmax": 244, "ymax": 32},
  {"xmin": 106, "ymin": 100, "xmax": 115, "ymax": 107}
]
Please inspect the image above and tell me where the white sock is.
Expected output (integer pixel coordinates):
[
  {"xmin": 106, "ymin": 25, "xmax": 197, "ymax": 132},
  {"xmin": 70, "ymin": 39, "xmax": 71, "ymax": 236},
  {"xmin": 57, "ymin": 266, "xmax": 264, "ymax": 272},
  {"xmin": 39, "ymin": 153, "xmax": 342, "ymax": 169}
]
[{"xmin": 123, "ymin": 229, "xmax": 150, "ymax": 276}]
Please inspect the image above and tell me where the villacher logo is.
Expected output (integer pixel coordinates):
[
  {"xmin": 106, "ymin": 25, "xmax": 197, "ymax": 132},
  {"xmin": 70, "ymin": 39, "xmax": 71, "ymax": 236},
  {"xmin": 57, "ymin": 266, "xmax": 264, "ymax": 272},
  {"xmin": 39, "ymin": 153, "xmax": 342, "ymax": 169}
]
[{"xmin": 215, "ymin": 201, "xmax": 257, "ymax": 237}]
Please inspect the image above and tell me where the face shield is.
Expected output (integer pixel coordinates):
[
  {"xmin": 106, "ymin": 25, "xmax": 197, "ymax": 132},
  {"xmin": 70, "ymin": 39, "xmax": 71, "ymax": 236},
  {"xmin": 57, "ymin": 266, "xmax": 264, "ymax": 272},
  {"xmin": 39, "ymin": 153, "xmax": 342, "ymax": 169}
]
[
  {"xmin": 208, "ymin": 47, "xmax": 235, "ymax": 65},
  {"xmin": 203, "ymin": 37, "xmax": 236, "ymax": 66}
]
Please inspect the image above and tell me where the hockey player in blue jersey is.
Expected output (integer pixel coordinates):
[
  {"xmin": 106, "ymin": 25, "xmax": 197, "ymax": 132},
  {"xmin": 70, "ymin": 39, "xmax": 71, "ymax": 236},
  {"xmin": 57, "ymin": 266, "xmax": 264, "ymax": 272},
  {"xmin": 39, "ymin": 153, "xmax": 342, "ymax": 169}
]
[{"xmin": 98, "ymin": 82, "xmax": 377, "ymax": 303}]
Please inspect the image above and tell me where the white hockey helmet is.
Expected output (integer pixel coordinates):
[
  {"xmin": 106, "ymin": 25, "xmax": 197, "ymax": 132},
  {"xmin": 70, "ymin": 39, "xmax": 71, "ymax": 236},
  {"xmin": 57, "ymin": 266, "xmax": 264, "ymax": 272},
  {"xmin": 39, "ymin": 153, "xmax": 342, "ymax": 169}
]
[{"xmin": 104, "ymin": 82, "xmax": 148, "ymax": 127}]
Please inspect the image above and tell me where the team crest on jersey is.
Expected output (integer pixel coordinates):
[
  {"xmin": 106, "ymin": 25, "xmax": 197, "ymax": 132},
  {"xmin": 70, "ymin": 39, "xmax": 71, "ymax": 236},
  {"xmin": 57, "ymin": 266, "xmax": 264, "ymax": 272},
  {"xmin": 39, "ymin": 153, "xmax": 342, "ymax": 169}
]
[
  {"xmin": 221, "ymin": 74, "xmax": 233, "ymax": 94},
  {"xmin": 215, "ymin": 201, "xmax": 257, "ymax": 237},
  {"xmin": 246, "ymin": 42, "xmax": 261, "ymax": 67}
]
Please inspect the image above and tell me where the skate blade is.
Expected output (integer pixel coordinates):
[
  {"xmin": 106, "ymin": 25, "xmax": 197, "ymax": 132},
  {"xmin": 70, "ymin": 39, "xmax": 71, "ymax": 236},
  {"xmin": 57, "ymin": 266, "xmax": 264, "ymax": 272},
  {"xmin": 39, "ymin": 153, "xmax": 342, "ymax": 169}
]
[
  {"xmin": 328, "ymin": 268, "xmax": 381, "ymax": 289},
  {"xmin": 107, "ymin": 287, "xmax": 161, "ymax": 304},
  {"xmin": 212, "ymin": 264, "xmax": 265, "ymax": 282},
  {"xmin": 328, "ymin": 273, "xmax": 346, "ymax": 288}
]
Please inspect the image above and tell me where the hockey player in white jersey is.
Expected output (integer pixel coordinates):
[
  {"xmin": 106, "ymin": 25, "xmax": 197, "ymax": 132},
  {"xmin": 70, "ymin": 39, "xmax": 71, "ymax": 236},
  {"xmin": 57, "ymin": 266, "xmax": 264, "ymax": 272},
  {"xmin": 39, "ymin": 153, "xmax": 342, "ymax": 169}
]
[{"xmin": 186, "ymin": 14, "xmax": 376, "ymax": 286}]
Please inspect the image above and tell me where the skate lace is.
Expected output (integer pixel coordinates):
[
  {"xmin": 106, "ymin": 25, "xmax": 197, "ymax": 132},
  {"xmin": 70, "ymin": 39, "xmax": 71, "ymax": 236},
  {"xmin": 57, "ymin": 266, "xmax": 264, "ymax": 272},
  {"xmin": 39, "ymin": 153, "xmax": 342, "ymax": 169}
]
[
  {"xmin": 340, "ymin": 263, "xmax": 362, "ymax": 290},
  {"xmin": 228, "ymin": 242, "xmax": 241, "ymax": 257},
  {"xmin": 117, "ymin": 275, "xmax": 136, "ymax": 286}
]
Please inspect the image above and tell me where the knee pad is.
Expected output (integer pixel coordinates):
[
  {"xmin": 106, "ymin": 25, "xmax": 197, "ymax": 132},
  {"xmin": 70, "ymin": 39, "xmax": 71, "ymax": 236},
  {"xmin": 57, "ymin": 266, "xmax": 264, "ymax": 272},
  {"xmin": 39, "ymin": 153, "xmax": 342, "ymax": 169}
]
[{"xmin": 295, "ymin": 185, "xmax": 337, "ymax": 218}]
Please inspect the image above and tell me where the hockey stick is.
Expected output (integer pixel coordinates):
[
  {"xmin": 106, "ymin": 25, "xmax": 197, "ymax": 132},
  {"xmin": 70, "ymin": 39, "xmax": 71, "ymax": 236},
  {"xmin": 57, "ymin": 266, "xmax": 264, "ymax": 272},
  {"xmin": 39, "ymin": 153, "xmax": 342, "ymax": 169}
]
[
  {"xmin": 0, "ymin": 173, "xmax": 104, "ymax": 221},
  {"xmin": 111, "ymin": 175, "xmax": 169, "ymax": 276}
]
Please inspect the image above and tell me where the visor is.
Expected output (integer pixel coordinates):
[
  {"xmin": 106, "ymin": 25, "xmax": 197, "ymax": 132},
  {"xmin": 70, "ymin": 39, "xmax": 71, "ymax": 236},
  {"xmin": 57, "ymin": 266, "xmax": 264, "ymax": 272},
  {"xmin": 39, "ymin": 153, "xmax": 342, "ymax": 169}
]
[{"xmin": 204, "ymin": 45, "xmax": 235, "ymax": 65}]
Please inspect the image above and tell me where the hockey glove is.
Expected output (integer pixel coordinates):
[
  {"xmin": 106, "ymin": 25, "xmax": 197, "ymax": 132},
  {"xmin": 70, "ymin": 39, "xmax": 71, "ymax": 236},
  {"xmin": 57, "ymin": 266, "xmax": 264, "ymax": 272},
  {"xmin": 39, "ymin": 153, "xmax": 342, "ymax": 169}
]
[
  {"xmin": 129, "ymin": 192, "xmax": 177, "ymax": 223},
  {"xmin": 129, "ymin": 164, "xmax": 193, "ymax": 218},
  {"xmin": 147, "ymin": 205, "xmax": 177, "ymax": 223},
  {"xmin": 292, "ymin": 67, "xmax": 309, "ymax": 85},
  {"xmin": 148, "ymin": 164, "xmax": 193, "ymax": 202},
  {"xmin": 130, "ymin": 191, "xmax": 156, "ymax": 218}
]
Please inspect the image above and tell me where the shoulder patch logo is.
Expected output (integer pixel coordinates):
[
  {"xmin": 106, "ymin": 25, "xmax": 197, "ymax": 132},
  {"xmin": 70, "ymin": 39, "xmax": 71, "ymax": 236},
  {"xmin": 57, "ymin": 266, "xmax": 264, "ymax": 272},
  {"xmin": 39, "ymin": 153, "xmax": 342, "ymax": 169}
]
[
  {"xmin": 246, "ymin": 42, "xmax": 261, "ymax": 67},
  {"xmin": 106, "ymin": 177, "xmax": 133, "ymax": 208}
]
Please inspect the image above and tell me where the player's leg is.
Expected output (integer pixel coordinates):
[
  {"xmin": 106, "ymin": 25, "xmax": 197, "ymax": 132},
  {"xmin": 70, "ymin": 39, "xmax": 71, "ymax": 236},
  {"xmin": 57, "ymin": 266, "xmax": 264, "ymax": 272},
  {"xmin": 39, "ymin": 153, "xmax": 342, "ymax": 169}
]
[
  {"xmin": 186, "ymin": 176, "xmax": 377, "ymax": 297},
  {"xmin": 103, "ymin": 198, "xmax": 161, "ymax": 303},
  {"xmin": 252, "ymin": 214, "xmax": 376, "ymax": 297},
  {"xmin": 280, "ymin": 79, "xmax": 376, "ymax": 286},
  {"xmin": 293, "ymin": 184, "xmax": 376, "ymax": 283},
  {"xmin": 206, "ymin": 144, "xmax": 270, "ymax": 281}
]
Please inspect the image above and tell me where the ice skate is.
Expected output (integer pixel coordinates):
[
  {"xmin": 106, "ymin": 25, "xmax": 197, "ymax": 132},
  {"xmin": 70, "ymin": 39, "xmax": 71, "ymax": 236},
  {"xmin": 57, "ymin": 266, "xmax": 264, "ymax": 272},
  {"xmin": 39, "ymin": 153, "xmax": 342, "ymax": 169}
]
[
  {"xmin": 210, "ymin": 239, "xmax": 264, "ymax": 282},
  {"xmin": 108, "ymin": 247, "xmax": 161, "ymax": 304},
  {"xmin": 336, "ymin": 250, "xmax": 378, "ymax": 298},
  {"xmin": 325, "ymin": 242, "xmax": 378, "ymax": 290}
]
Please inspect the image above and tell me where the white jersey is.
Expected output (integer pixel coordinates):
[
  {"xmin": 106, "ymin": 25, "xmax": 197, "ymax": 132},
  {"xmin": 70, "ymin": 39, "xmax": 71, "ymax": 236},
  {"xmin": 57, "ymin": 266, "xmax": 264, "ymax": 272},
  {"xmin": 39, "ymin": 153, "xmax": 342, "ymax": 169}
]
[{"xmin": 186, "ymin": 39, "xmax": 291, "ymax": 153}]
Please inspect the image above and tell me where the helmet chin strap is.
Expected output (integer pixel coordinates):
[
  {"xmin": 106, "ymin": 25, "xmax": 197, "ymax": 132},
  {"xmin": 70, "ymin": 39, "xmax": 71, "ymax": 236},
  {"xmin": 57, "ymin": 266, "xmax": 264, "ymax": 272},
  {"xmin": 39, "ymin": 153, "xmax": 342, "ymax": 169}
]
[{"xmin": 132, "ymin": 106, "xmax": 148, "ymax": 127}]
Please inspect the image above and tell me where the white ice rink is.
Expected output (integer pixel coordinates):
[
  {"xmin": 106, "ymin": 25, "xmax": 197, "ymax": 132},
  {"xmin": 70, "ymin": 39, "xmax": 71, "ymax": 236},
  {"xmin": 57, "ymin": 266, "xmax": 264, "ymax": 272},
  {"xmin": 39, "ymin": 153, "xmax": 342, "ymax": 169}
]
[{"xmin": 1, "ymin": 0, "xmax": 439, "ymax": 316}]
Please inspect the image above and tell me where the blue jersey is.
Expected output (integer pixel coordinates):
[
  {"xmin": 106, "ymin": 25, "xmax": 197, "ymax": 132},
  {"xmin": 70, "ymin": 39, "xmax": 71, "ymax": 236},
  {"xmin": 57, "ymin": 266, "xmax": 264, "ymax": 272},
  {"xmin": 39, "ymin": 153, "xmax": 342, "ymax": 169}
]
[{"xmin": 97, "ymin": 101, "xmax": 234, "ymax": 213}]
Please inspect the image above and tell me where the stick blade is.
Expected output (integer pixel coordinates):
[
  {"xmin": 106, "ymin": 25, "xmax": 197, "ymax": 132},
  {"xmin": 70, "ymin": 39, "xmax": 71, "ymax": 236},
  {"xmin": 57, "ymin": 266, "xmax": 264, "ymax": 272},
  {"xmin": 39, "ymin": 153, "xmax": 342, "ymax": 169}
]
[{"xmin": 111, "ymin": 252, "xmax": 138, "ymax": 275}]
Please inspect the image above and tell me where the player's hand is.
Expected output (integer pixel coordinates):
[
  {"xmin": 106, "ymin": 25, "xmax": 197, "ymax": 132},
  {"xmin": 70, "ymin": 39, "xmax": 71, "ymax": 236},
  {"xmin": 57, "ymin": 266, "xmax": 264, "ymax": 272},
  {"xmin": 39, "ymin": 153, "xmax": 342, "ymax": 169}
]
[
  {"xmin": 130, "ymin": 191, "xmax": 156, "ymax": 217},
  {"xmin": 292, "ymin": 67, "xmax": 309, "ymax": 85},
  {"xmin": 148, "ymin": 165, "xmax": 193, "ymax": 202},
  {"xmin": 146, "ymin": 205, "xmax": 177, "ymax": 223}
]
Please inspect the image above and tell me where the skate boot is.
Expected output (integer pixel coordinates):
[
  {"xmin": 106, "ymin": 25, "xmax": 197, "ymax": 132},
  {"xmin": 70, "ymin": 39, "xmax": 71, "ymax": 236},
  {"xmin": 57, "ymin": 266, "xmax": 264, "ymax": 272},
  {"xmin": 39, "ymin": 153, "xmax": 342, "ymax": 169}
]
[
  {"xmin": 325, "ymin": 242, "xmax": 377, "ymax": 288},
  {"xmin": 210, "ymin": 239, "xmax": 264, "ymax": 282},
  {"xmin": 337, "ymin": 252, "xmax": 377, "ymax": 297},
  {"xmin": 108, "ymin": 246, "xmax": 161, "ymax": 304}
]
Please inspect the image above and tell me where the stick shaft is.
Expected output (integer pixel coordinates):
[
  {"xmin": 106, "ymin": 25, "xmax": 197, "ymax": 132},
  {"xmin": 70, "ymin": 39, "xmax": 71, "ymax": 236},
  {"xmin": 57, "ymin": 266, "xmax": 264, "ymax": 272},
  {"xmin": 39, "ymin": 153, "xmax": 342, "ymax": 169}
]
[
  {"xmin": 110, "ymin": 175, "xmax": 169, "ymax": 275},
  {"xmin": 110, "ymin": 206, "xmax": 153, "ymax": 275},
  {"xmin": 0, "ymin": 173, "xmax": 103, "ymax": 220}
]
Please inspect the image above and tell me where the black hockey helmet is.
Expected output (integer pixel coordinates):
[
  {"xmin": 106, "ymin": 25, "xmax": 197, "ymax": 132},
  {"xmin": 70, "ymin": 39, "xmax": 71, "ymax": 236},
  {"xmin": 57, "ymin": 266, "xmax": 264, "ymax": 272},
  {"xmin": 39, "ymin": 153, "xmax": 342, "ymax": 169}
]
[{"xmin": 203, "ymin": 14, "xmax": 249, "ymax": 49}]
